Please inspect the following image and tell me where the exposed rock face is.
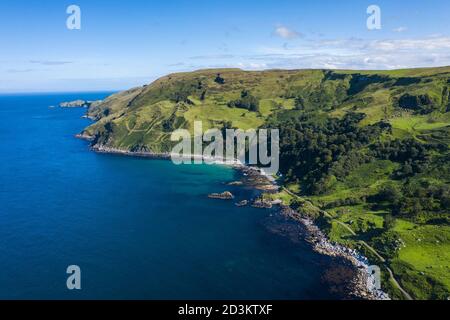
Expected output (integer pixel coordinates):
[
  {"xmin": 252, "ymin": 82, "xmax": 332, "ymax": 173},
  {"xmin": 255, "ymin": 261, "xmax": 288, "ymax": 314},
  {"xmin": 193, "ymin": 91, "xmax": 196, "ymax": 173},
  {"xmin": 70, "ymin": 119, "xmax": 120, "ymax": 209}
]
[
  {"xmin": 252, "ymin": 199, "xmax": 273, "ymax": 209},
  {"xmin": 235, "ymin": 200, "xmax": 248, "ymax": 207},
  {"xmin": 75, "ymin": 132, "xmax": 95, "ymax": 141},
  {"xmin": 227, "ymin": 181, "xmax": 243, "ymax": 186},
  {"xmin": 208, "ymin": 191, "xmax": 234, "ymax": 200},
  {"xmin": 239, "ymin": 167, "xmax": 279, "ymax": 192},
  {"xmin": 89, "ymin": 145, "xmax": 171, "ymax": 159},
  {"xmin": 60, "ymin": 100, "xmax": 88, "ymax": 108}
]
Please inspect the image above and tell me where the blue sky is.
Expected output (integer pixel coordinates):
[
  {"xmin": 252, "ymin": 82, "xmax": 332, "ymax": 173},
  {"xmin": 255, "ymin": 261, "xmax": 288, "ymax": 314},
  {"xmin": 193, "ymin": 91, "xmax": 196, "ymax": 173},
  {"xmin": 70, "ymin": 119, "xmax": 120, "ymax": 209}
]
[{"xmin": 1, "ymin": 0, "xmax": 450, "ymax": 92}]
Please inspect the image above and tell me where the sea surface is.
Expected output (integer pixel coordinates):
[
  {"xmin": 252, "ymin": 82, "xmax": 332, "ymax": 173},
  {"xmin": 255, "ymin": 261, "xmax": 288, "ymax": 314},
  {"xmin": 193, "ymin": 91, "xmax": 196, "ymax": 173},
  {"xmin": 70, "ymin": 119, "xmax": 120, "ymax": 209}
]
[{"xmin": 0, "ymin": 92, "xmax": 345, "ymax": 299}]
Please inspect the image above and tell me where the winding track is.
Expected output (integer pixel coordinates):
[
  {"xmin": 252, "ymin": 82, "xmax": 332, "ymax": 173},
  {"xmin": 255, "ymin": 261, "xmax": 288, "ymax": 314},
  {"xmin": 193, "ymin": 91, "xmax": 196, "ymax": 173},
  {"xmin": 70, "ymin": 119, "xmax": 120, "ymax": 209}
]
[{"xmin": 282, "ymin": 187, "xmax": 414, "ymax": 300}]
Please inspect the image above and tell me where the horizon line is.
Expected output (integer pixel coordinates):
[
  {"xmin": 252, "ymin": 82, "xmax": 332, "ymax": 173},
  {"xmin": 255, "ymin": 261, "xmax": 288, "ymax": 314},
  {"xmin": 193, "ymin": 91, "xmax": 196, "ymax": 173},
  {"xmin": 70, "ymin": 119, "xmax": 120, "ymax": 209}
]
[{"xmin": 2, "ymin": 64, "xmax": 450, "ymax": 95}]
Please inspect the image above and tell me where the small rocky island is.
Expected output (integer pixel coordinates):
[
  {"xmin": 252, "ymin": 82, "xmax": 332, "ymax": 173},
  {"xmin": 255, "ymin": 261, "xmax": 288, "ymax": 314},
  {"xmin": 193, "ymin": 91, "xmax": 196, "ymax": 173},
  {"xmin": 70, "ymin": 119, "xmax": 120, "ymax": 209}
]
[
  {"xmin": 59, "ymin": 100, "xmax": 101, "ymax": 108},
  {"xmin": 208, "ymin": 191, "xmax": 234, "ymax": 200},
  {"xmin": 227, "ymin": 181, "xmax": 243, "ymax": 186},
  {"xmin": 235, "ymin": 200, "xmax": 248, "ymax": 207}
]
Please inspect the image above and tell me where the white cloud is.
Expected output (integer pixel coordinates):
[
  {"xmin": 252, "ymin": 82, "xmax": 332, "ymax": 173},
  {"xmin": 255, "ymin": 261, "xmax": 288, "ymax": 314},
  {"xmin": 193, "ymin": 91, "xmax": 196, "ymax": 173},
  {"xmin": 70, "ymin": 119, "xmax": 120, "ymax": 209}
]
[
  {"xmin": 29, "ymin": 60, "xmax": 73, "ymax": 66},
  {"xmin": 393, "ymin": 27, "xmax": 408, "ymax": 33},
  {"xmin": 250, "ymin": 36, "xmax": 450, "ymax": 70},
  {"xmin": 7, "ymin": 68, "xmax": 34, "ymax": 73},
  {"xmin": 370, "ymin": 37, "xmax": 450, "ymax": 51},
  {"xmin": 273, "ymin": 25, "xmax": 302, "ymax": 39},
  {"xmin": 175, "ymin": 35, "xmax": 450, "ymax": 71},
  {"xmin": 236, "ymin": 62, "xmax": 267, "ymax": 70}
]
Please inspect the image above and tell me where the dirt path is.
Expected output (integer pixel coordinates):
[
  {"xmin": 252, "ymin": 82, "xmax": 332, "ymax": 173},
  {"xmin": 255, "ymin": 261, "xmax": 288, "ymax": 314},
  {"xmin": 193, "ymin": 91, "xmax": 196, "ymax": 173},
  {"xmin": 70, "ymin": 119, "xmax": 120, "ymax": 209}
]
[
  {"xmin": 282, "ymin": 187, "xmax": 413, "ymax": 300},
  {"xmin": 386, "ymin": 266, "xmax": 414, "ymax": 300}
]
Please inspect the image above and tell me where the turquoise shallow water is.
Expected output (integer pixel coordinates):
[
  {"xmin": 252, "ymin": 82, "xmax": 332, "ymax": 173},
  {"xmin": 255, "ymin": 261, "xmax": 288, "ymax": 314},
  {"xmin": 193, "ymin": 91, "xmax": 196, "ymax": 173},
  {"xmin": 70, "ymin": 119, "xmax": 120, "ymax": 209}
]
[{"xmin": 0, "ymin": 92, "xmax": 342, "ymax": 299}]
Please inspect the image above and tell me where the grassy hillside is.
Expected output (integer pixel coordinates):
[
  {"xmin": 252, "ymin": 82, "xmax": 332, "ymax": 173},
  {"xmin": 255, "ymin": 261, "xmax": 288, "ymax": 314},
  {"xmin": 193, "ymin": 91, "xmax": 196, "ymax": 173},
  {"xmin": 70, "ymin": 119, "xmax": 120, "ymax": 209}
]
[{"xmin": 81, "ymin": 67, "xmax": 450, "ymax": 299}]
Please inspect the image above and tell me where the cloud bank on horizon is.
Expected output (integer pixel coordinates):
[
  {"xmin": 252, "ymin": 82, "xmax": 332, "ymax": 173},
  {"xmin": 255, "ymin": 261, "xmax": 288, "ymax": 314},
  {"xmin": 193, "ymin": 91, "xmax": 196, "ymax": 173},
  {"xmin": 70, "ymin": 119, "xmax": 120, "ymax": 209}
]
[
  {"xmin": 253, "ymin": 35, "xmax": 450, "ymax": 70},
  {"xmin": 1, "ymin": 0, "xmax": 450, "ymax": 92}
]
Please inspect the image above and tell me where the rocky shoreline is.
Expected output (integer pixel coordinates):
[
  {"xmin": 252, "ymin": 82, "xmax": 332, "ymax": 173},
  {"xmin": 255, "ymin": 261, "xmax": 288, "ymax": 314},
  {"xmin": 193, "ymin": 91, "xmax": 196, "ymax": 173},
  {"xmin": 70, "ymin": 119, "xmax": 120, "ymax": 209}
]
[
  {"xmin": 230, "ymin": 165, "xmax": 389, "ymax": 299},
  {"xmin": 280, "ymin": 206, "xmax": 389, "ymax": 300},
  {"xmin": 75, "ymin": 140, "xmax": 173, "ymax": 160},
  {"xmin": 75, "ymin": 139, "xmax": 388, "ymax": 300}
]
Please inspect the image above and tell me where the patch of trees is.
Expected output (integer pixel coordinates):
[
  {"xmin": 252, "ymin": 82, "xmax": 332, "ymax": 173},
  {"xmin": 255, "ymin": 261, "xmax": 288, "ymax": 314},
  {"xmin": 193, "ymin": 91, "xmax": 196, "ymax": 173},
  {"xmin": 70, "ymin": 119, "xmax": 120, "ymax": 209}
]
[
  {"xmin": 162, "ymin": 113, "xmax": 184, "ymax": 132},
  {"xmin": 372, "ymin": 230, "xmax": 403, "ymax": 258},
  {"xmin": 364, "ymin": 138, "xmax": 449, "ymax": 220},
  {"xmin": 442, "ymin": 86, "xmax": 450, "ymax": 112},
  {"xmin": 327, "ymin": 151, "xmax": 374, "ymax": 183},
  {"xmin": 130, "ymin": 143, "xmax": 150, "ymax": 153},
  {"xmin": 214, "ymin": 73, "xmax": 225, "ymax": 85},
  {"xmin": 392, "ymin": 181, "xmax": 449, "ymax": 219},
  {"xmin": 347, "ymin": 74, "xmax": 391, "ymax": 95},
  {"xmin": 227, "ymin": 90, "xmax": 260, "ymax": 112},
  {"xmin": 290, "ymin": 83, "xmax": 349, "ymax": 111},
  {"xmin": 200, "ymin": 90, "xmax": 207, "ymax": 101},
  {"xmin": 383, "ymin": 214, "xmax": 397, "ymax": 230},
  {"xmin": 323, "ymin": 196, "xmax": 365, "ymax": 209},
  {"xmin": 370, "ymin": 179, "xmax": 450, "ymax": 221},
  {"xmin": 393, "ymin": 77, "xmax": 421, "ymax": 86},
  {"xmin": 323, "ymin": 71, "xmax": 348, "ymax": 81},
  {"xmin": 168, "ymin": 80, "xmax": 199, "ymax": 103},
  {"xmin": 370, "ymin": 139, "xmax": 433, "ymax": 178},
  {"xmin": 370, "ymin": 183, "xmax": 402, "ymax": 204},
  {"xmin": 274, "ymin": 112, "xmax": 388, "ymax": 195},
  {"xmin": 274, "ymin": 105, "xmax": 447, "ymax": 212},
  {"xmin": 92, "ymin": 121, "xmax": 116, "ymax": 146},
  {"xmin": 397, "ymin": 93, "xmax": 436, "ymax": 114}
]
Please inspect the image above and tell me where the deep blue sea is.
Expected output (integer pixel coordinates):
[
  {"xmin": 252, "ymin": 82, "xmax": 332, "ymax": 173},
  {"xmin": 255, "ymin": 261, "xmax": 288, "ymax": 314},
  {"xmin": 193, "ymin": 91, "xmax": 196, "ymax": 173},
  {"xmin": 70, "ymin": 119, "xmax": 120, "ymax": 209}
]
[{"xmin": 0, "ymin": 92, "xmax": 343, "ymax": 299}]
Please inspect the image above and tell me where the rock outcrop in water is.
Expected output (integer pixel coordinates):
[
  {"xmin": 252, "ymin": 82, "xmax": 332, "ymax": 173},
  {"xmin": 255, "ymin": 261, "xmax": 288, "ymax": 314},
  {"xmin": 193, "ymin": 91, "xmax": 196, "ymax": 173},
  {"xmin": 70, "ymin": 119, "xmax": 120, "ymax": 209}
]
[
  {"xmin": 235, "ymin": 200, "xmax": 248, "ymax": 207},
  {"xmin": 60, "ymin": 100, "xmax": 102, "ymax": 108},
  {"xmin": 252, "ymin": 199, "xmax": 273, "ymax": 209},
  {"xmin": 208, "ymin": 191, "xmax": 234, "ymax": 200}
]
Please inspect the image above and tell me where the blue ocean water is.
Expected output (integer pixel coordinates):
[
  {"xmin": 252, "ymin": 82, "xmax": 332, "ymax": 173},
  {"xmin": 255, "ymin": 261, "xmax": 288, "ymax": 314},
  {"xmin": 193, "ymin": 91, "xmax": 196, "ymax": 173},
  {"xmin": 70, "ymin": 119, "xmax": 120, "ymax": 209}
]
[{"xmin": 0, "ymin": 92, "xmax": 341, "ymax": 299}]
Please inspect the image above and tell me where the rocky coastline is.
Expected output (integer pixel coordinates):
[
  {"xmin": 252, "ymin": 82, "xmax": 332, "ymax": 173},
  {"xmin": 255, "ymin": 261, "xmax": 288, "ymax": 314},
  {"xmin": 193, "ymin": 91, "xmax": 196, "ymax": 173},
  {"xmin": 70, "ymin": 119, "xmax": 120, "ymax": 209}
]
[
  {"xmin": 229, "ymin": 164, "xmax": 389, "ymax": 299},
  {"xmin": 75, "ymin": 135, "xmax": 389, "ymax": 300},
  {"xmin": 280, "ymin": 205, "xmax": 389, "ymax": 300},
  {"xmin": 75, "ymin": 139, "xmax": 173, "ymax": 160}
]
